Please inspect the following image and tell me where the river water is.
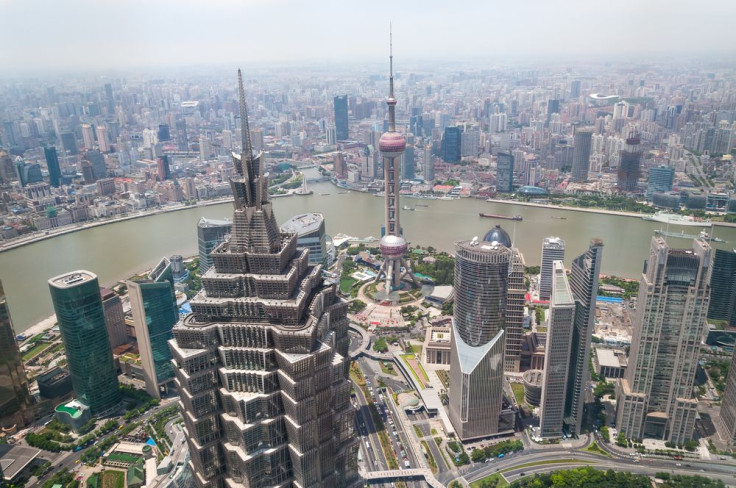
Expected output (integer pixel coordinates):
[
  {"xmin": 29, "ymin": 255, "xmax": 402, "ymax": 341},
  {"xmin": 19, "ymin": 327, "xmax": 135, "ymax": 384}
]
[{"xmin": 4, "ymin": 175, "xmax": 736, "ymax": 332}]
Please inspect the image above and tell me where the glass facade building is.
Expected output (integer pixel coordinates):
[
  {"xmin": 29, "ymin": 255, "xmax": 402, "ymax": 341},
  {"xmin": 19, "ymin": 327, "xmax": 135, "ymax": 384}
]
[
  {"xmin": 441, "ymin": 126, "xmax": 462, "ymax": 163},
  {"xmin": 128, "ymin": 257, "xmax": 178, "ymax": 399},
  {"xmin": 449, "ymin": 229, "xmax": 512, "ymax": 440},
  {"xmin": 197, "ymin": 217, "xmax": 232, "ymax": 274},
  {"xmin": 571, "ymin": 127, "xmax": 593, "ymax": 183},
  {"xmin": 334, "ymin": 95, "xmax": 348, "ymax": 141},
  {"xmin": 0, "ymin": 280, "xmax": 33, "ymax": 429},
  {"xmin": 279, "ymin": 213, "xmax": 327, "ymax": 266},
  {"xmin": 44, "ymin": 146, "xmax": 61, "ymax": 188},
  {"xmin": 49, "ymin": 271, "xmax": 121, "ymax": 415},
  {"xmin": 707, "ymin": 249, "xmax": 736, "ymax": 326}
]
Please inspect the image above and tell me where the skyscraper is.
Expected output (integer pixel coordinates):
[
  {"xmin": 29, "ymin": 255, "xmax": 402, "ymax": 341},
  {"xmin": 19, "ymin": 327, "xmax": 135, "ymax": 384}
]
[
  {"xmin": 449, "ymin": 226, "xmax": 514, "ymax": 440},
  {"xmin": 505, "ymin": 246, "xmax": 526, "ymax": 373},
  {"xmin": 647, "ymin": 165, "xmax": 675, "ymax": 198},
  {"xmin": 708, "ymin": 249, "xmax": 736, "ymax": 326},
  {"xmin": 128, "ymin": 257, "xmax": 177, "ymax": 399},
  {"xmin": 81, "ymin": 123, "xmax": 95, "ymax": 150},
  {"xmin": 442, "ymin": 126, "xmax": 462, "ymax": 163},
  {"xmin": 280, "ymin": 213, "xmax": 328, "ymax": 266},
  {"xmin": 44, "ymin": 146, "xmax": 61, "ymax": 188},
  {"xmin": 197, "ymin": 217, "xmax": 232, "ymax": 274},
  {"xmin": 571, "ymin": 127, "xmax": 593, "ymax": 183},
  {"xmin": 86, "ymin": 150, "xmax": 107, "ymax": 180},
  {"xmin": 96, "ymin": 125, "xmax": 109, "ymax": 153},
  {"xmin": 334, "ymin": 95, "xmax": 348, "ymax": 141},
  {"xmin": 539, "ymin": 237, "xmax": 566, "ymax": 302},
  {"xmin": 496, "ymin": 152, "xmax": 514, "ymax": 193},
  {"xmin": 374, "ymin": 36, "xmax": 418, "ymax": 293},
  {"xmin": 618, "ymin": 132, "xmax": 642, "ymax": 192},
  {"xmin": 157, "ymin": 155, "xmax": 172, "ymax": 181},
  {"xmin": 540, "ymin": 261, "xmax": 575, "ymax": 438},
  {"xmin": 49, "ymin": 271, "xmax": 121, "ymax": 415},
  {"xmin": 0, "ymin": 280, "xmax": 33, "ymax": 430},
  {"xmin": 616, "ymin": 237, "xmax": 710, "ymax": 443},
  {"xmin": 61, "ymin": 132, "xmax": 78, "ymax": 155},
  {"xmin": 101, "ymin": 288, "xmax": 128, "ymax": 350},
  {"xmin": 719, "ymin": 347, "xmax": 736, "ymax": 442},
  {"xmin": 565, "ymin": 239, "xmax": 603, "ymax": 435},
  {"xmin": 402, "ymin": 145, "xmax": 415, "ymax": 180},
  {"xmin": 170, "ymin": 70, "xmax": 357, "ymax": 488},
  {"xmin": 423, "ymin": 144, "xmax": 434, "ymax": 182}
]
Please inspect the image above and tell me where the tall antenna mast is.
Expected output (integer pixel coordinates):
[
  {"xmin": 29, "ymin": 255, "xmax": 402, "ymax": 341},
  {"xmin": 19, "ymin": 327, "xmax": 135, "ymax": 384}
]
[
  {"xmin": 387, "ymin": 23, "xmax": 397, "ymax": 133},
  {"xmin": 237, "ymin": 69, "xmax": 254, "ymax": 174}
]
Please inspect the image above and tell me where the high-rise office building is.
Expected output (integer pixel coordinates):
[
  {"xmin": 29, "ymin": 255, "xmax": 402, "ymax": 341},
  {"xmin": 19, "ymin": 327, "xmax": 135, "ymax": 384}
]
[
  {"xmin": 647, "ymin": 165, "xmax": 675, "ymax": 198},
  {"xmin": 334, "ymin": 95, "xmax": 348, "ymax": 141},
  {"xmin": 402, "ymin": 145, "xmax": 415, "ymax": 180},
  {"xmin": 101, "ymin": 288, "xmax": 128, "ymax": 350},
  {"xmin": 197, "ymin": 217, "xmax": 232, "ymax": 274},
  {"xmin": 86, "ymin": 150, "xmax": 107, "ymax": 180},
  {"xmin": 0, "ymin": 280, "xmax": 33, "ymax": 430},
  {"xmin": 176, "ymin": 119, "xmax": 188, "ymax": 151},
  {"xmin": 374, "ymin": 40, "xmax": 418, "ymax": 293},
  {"xmin": 505, "ymin": 246, "xmax": 526, "ymax": 373},
  {"xmin": 15, "ymin": 161, "xmax": 43, "ymax": 187},
  {"xmin": 618, "ymin": 132, "xmax": 642, "ymax": 192},
  {"xmin": 564, "ymin": 239, "xmax": 603, "ymax": 435},
  {"xmin": 81, "ymin": 123, "xmax": 95, "ymax": 150},
  {"xmin": 570, "ymin": 80, "xmax": 581, "ymax": 99},
  {"xmin": 0, "ymin": 149, "xmax": 15, "ymax": 184},
  {"xmin": 104, "ymin": 83, "xmax": 115, "ymax": 114},
  {"xmin": 170, "ymin": 70, "xmax": 357, "ymax": 488},
  {"xmin": 719, "ymin": 347, "xmax": 736, "ymax": 442},
  {"xmin": 96, "ymin": 125, "xmax": 109, "ymax": 153},
  {"xmin": 442, "ymin": 126, "xmax": 462, "ymax": 163},
  {"xmin": 423, "ymin": 144, "xmax": 434, "ymax": 182},
  {"xmin": 280, "ymin": 213, "xmax": 328, "ymax": 266},
  {"xmin": 128, "ymin": 257, "xmax": 177, "ymax": 399},
  {"xmin": 540, "ymin": 237, "xmax": 566, "ymax": 301},
  {"xmin": 61, "ymin": 132, "xmax": 78, "ymax": 155},
  {"xmin": 708, "ymin": 249, "xmax": 736, "ymax": 326},
  {"xmin": 496, "ymin": 152, "xmax": 514, "ymax": 193},
  {"xmin": 44, "ymin": 146, "xmax": 61, "ymax": 188},
  {"xmin": 158, "ymin": 124, "xmax": 171, "ymax": 142},
  {"xmin": 49, "ymin": 271, "xmax": 121, "ymax": 415},
  {"xmin": 157, "ymin": 155, "xmax": 172, "ymax": 181},
  {"xmin": 616, "ymin": 237, "xmax": 710, "ymax": 443},
  {"xmin": 449, "ymin": 226, "xmax": 514, "ymax": 440},
  {"xmin": 571, "ymin": 127, "xmax": 593, "ymax": 183},
  {"xmin": 540, "ymin": 261, "xmax": 575, "ymax": 437}
]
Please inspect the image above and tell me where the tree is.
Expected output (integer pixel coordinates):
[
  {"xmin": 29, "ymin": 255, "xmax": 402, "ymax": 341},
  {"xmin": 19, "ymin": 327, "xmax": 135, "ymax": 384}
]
[{"xmin": 616, "ymin": 432, "xmax": 628, "ymax": 447}]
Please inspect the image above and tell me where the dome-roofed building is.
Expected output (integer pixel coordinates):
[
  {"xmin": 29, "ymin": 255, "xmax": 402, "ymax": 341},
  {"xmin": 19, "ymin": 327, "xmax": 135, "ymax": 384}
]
[{"xmin": 483, "ymin": 225, "xmax": 512, "ymax": 247}]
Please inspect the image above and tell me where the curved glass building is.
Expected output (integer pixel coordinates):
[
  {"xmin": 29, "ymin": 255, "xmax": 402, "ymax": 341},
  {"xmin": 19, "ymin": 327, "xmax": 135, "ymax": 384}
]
[{"xmin": 48, "ymin": 271, "xmax": 121, "ymax": 415}]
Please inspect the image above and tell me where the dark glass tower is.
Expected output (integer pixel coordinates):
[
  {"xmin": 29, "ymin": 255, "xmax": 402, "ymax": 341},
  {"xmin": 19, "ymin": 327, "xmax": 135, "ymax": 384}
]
[
  {"xmin": 170, "ymin": 71, "xmax": 357, "ymax": 488},
  {"xmin": 564, "ymin": 239, "xmax": 603, "ymax": 435},
  {"xmin": 571, "ymin": 127, "xmax": 593, "ymax": 183},
  {"xmin": 128, "ymin": 257, "xmax": 178, "ymax": 399},
  {"xmin": 334, "ymin": 95, "xmax": 348, "ymax": 141},
  {"xmin": 44, "ymin": 146, "xmax": 61, "ymax": 188},
  {"xmin": 0, "ymin": 280, "xmax": 33, "ymax": 429},
  {"xmin": 49, "ymin": 271, "xmax": 121, "ymax": 415},
  {"xmin": 442, "ymin": 126, "xmax": 462, "ymax": 163},
  {"xmin": 708, "ymin": 249, "xmax": 736, "ymax": 326},
  {"xmin": 618, "ymin": 132, "xmax": 642, "ymax": 192},
  {"xmin": 496, "ymin": 152, "xmax": 514, "ymax": 192},
  {"xmin": 197, "ymin": 217, "xmax": 232, "ymax": 273}
]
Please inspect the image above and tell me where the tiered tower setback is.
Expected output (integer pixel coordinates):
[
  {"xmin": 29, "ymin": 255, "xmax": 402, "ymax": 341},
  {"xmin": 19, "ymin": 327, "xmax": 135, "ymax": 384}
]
[{"xmin": 169, "ymin": 71, "xmax": 358, "ymax": 488}]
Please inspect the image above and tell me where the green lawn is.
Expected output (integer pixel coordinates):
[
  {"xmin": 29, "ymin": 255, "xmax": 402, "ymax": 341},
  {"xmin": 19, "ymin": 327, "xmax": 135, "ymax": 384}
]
[
  {"xmin": 469, "ymin": 473, "xmax": 509, "ymax": 488},
  {"xmin": 340, "ymin": 276, "xmax": 357, "ymax": 295},
  {"xmin": 102, "ymin": 470, "xmax": 125, "ymax": 488},
  {"xmin": 510, "ymin": 383, "xmax": 525, "ymax": 405},
  {"xmin": 584, "ymin": 441, "xmax": 612, "ymax": 457},
  {"xmin": 500, "ymin": 459, "xmax": 593, "ymax": 473},
  {"xmin": 421, "ymin": 440, "xmax": 438, "ymax": 473},
  {"xmin": 22, "ymin": 342, "xmax": 52, "ymax": 360},
  {"xmin": 400, "ymin": 354, "xmax": 428, "ymax": 388}
]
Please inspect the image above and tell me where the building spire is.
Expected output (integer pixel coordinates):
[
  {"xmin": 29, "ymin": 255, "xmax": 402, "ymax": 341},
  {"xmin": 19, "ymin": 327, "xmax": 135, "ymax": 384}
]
[
  {"xmin": 387, "ymin": 24, "xmax": 397, "ymax": 133},
  {"xmin": 237, "ymin": 69, "xmax": 254, "ymax": 177}
]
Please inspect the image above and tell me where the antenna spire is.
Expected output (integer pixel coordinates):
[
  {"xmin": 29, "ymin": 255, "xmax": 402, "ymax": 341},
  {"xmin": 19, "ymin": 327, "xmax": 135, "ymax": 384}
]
[
  {"xmin": 237, "ymin": 69, "xmax": 254, "ymax": 175},
  {"xmin": 387, "ymin": 24, "xmax": 397, "ymax": 132}
]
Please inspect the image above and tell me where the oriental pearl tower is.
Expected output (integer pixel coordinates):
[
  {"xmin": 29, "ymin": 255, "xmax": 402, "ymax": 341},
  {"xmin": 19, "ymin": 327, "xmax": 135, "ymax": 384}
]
[{"xmin": 375, "ymin": 30, "xmax": 419, "ymax": 293}]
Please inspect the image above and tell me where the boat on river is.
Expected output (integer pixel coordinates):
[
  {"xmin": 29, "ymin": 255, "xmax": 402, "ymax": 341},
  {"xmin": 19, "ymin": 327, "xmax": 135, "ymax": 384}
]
[
  {"xmin": 643, "ymin": 211, "xmax": 710, "ymax": 226},
  {"xmin": 479, "ymin": 213, "xmax": 523, "ymax": 221},
  {"xmin": 654, "ymin": 229, "xmax": 726, "ymax": 243}
]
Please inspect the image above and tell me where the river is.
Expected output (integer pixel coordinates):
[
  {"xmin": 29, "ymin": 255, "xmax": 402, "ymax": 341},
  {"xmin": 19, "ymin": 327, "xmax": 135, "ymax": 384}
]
[{"xmin": 4, "ymin": 175, "xmax": 736, "ymax": 332}]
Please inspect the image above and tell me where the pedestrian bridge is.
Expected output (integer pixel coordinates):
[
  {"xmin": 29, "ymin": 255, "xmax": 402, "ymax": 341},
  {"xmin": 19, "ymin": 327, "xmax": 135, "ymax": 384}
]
[{"xmin": 360, "ymin": 467, "xmax": 444, "ymax": 487}]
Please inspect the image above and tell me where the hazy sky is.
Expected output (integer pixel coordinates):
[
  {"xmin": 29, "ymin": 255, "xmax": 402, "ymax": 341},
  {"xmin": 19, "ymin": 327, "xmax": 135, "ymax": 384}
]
[{"xmin": 2, "ymin": 0, "xmax": 735, "ymax": 72}]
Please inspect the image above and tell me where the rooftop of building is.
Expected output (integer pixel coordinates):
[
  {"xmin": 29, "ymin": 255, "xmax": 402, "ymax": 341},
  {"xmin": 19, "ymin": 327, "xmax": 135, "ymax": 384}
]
[
  {"xmin": 280, "ymin": 213, "xmax": 324, "ymax": 236},
  {"xmin": 48, "ymin": 270, "xmax": 96, "ymax": 289},
  {"xmin": 197, "ymin": 217, "xmax": 231, "ymax": 228},
  {"xmin": 0, "ymin": 444, "xmax": 41, "ymax": 481},
  {"xmin": 552, "ymin": 262, "xmax": 574, "ymax": 306},
  {"xmin": 595, "ymin": 348, "xmax": 627, "ymax": 368},
  {"xmin": 523, "ymin": 369, "xmax": 544, "ymax": 386},
  {"xmin": 55, "ymin": 399, "xmax": 89, "ymax": 418},
  {"xmin": 483, "ymin": 225, "xmax": 512, "ymax": 247}
]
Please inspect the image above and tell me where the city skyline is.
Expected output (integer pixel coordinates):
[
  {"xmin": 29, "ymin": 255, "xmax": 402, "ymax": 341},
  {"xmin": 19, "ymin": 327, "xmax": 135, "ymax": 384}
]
[{"xmin": 2, "ymin": 0, "xmax": 736, "ymax": 72}]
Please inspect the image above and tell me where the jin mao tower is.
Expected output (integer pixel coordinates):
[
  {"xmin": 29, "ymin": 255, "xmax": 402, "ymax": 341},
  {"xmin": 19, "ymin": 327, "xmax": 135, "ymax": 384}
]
[{"xmin": 169, "ymin": 71, "xmax": 357, "ymax": 488}]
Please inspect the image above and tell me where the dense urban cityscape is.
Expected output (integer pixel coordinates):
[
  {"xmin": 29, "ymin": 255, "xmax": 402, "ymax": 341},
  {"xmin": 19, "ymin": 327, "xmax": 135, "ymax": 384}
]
[{"xmin": 2, "ymin": 3, "xmax": 736, "ymax": 487}]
